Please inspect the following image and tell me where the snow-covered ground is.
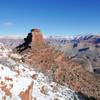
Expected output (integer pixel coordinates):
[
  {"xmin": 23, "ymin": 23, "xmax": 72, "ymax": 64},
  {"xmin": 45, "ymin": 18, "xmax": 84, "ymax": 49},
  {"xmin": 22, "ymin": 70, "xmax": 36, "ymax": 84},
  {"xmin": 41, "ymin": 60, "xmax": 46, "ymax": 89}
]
[{"xmin": 0, "ymin": 43, "xmax": 80, "ymax": 100}]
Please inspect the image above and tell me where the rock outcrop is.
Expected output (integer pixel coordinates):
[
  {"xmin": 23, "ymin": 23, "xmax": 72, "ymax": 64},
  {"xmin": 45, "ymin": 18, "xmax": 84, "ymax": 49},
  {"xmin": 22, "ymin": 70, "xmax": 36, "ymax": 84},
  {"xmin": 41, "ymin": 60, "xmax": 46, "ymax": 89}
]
[
  {"xmin": 32, "ymin": 29, "xmax": 44, "ymax": 44},
  {"xmin": 55, "ymin": 55, "xmax": 100, "ymax": 99},
  {"xmin": 25, "ymin": 29, "xmax": 61, "ymax": 71},
  {"xmin": 19, "ymin": 82, "xmax": 33, "ymax": 100},
  {"xmin": 23, "ymin": 29, "xmax": 100, "ymax": 99},
  {"xmin": 0, "ymin": 43, "xmax": 79, "ymax": 100}
]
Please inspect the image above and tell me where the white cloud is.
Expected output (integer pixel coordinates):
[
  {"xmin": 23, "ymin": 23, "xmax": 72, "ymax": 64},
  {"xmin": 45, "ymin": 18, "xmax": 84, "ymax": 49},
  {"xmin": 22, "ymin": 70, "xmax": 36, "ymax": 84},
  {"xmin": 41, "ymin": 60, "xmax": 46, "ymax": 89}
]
[{"xmin": 3, "ymin": 22, "xmax": 14, "ymax": 26}]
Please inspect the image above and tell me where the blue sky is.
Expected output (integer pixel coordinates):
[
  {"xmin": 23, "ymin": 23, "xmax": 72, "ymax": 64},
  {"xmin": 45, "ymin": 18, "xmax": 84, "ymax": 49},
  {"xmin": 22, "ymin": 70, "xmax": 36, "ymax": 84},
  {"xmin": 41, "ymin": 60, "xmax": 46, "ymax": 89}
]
[{"xmin": 0, "ymin": 0, "xmax": 100, "ymax": 37}]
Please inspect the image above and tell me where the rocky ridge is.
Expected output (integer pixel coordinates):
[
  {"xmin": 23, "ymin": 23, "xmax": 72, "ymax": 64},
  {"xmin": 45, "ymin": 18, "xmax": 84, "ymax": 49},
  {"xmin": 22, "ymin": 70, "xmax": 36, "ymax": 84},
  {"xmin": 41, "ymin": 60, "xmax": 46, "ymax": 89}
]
[
  {"xmin": 0, "ymin": 43, "xmax": 80, "ymax": 100},
  {"xmin": 16, "ymin": 29, "xmax": 100, "ymax": 99}
]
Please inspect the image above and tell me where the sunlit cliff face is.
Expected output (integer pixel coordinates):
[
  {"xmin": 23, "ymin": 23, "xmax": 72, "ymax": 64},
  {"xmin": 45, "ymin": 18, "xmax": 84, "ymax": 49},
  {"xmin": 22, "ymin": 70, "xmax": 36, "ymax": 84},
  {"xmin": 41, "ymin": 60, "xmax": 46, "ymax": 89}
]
[
  {"xmin": 31, "ymin": 29, "xmax": 46, "ymax": 50},
  {"xmin": 32, "ymin": 29, "xmax": 44, "ymax": 43}
]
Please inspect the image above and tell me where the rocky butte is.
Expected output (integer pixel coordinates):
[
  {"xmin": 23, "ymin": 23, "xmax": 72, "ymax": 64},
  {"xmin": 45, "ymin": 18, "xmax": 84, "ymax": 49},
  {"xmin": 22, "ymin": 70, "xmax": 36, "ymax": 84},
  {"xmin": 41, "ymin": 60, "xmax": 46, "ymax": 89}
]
[
  {"xmin": 31, "ymin": 29, "xmax": 44, "ymax": 45},
  {"xmin": 16, "ymin": 29, "xmax": 100, "ymax": 99}
]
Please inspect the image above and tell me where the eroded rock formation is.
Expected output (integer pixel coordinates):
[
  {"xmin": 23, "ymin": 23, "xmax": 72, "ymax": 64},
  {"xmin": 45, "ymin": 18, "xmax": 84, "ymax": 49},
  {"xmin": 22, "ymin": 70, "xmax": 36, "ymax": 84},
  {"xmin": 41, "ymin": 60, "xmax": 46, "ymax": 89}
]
[
  {"xmin": 32, "ymin": 29, "xmax": 44, "ymax": 44},
  {"xmin": 18, "ymin": 29, "xmax": 100, "ymax": 99},
  {"xmin": 55, "ymin": 55, "xmax": 100, "ymax": 99},
  {"xmin": 19, "ymin": 82, "xmax": 33, "ymax": 100}
]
